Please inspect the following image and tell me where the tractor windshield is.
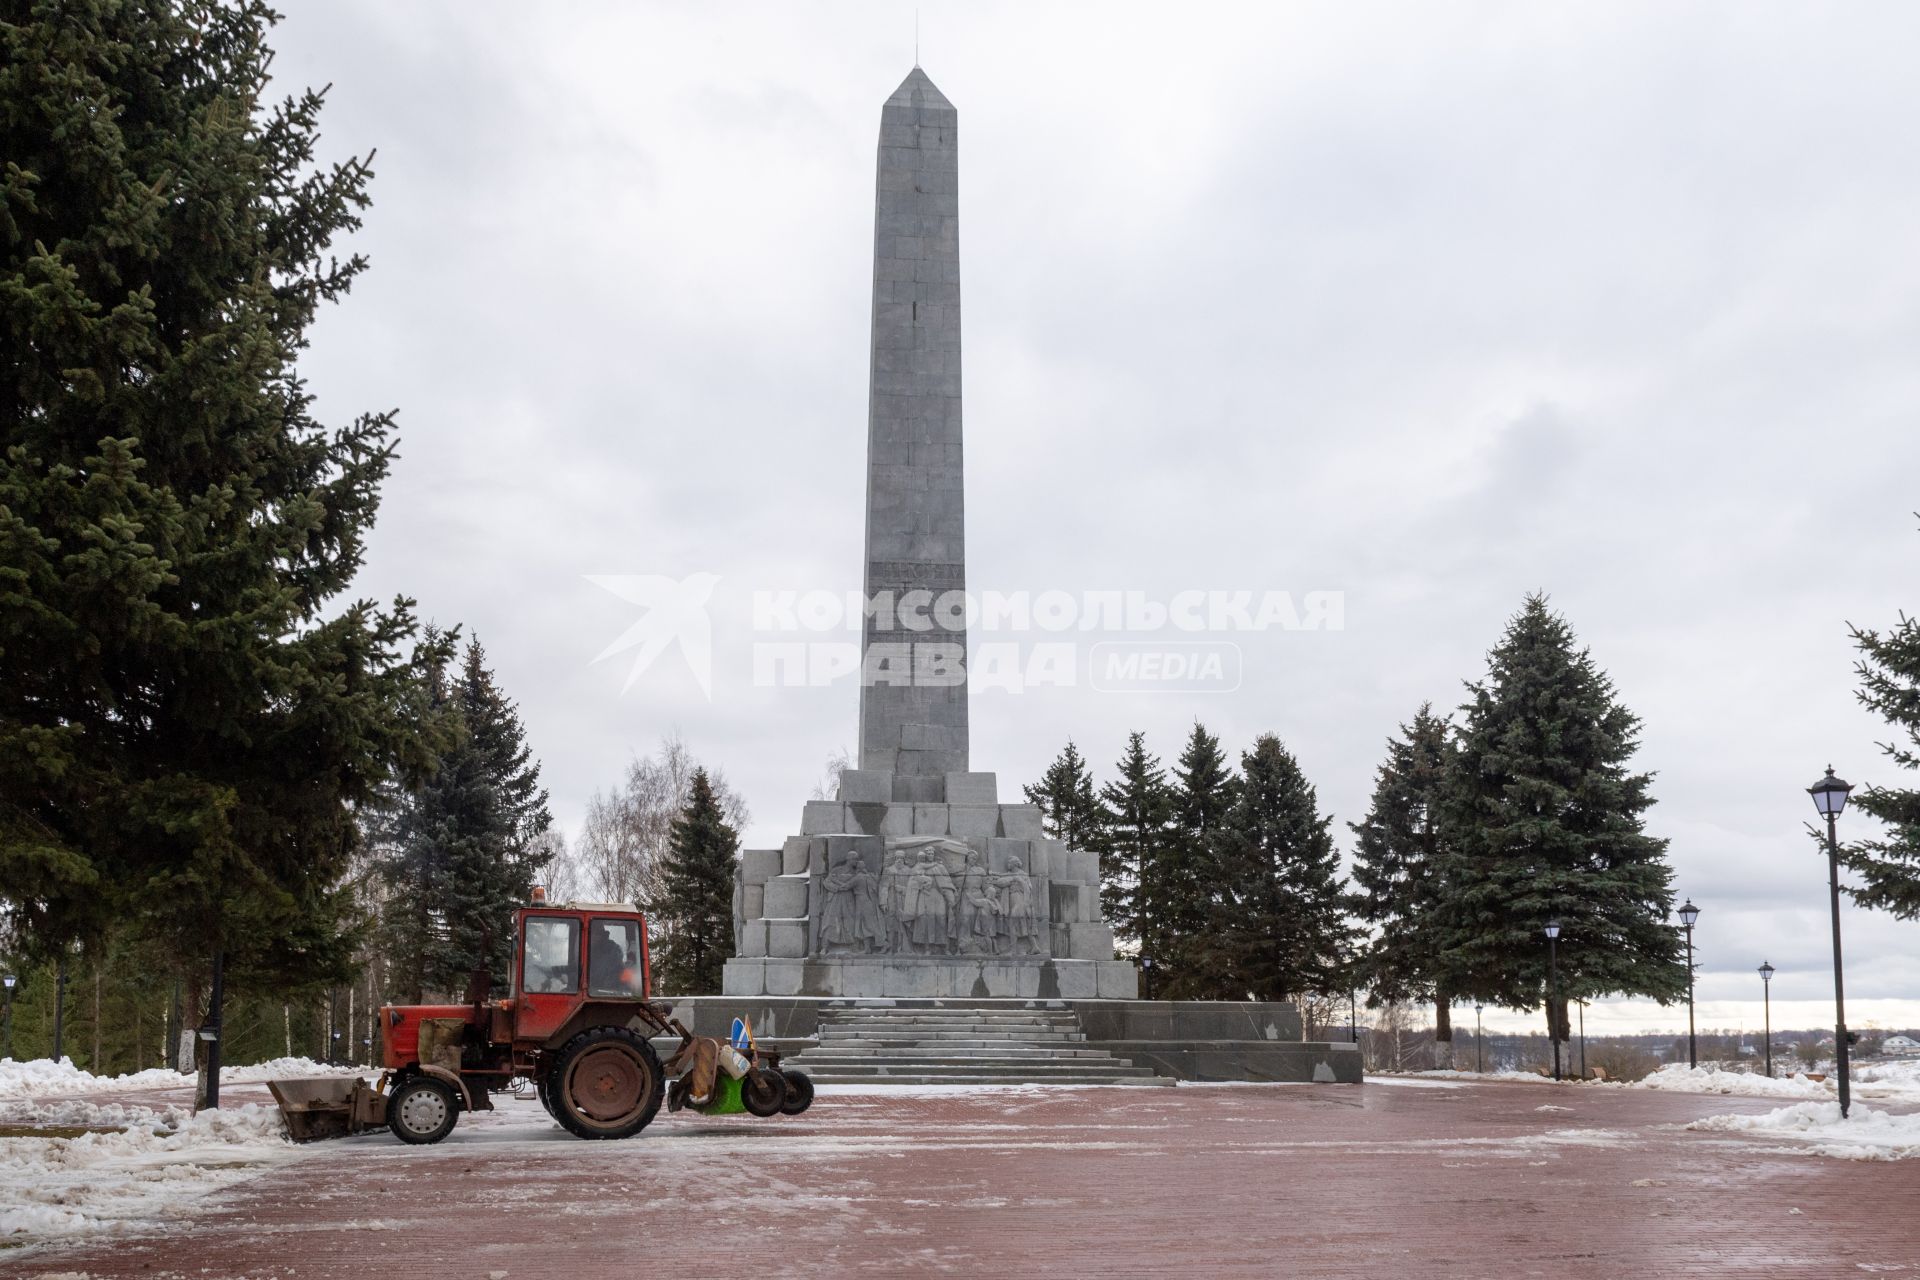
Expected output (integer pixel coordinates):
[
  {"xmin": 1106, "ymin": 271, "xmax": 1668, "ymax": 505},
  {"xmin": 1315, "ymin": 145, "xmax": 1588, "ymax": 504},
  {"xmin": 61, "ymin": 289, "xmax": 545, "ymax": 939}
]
[
  {"xmin": 523, "ymin": 916, "xmax": 579, "ymax": 994},
  {"xmin": 587, "ymin": 918, "xmax": 644, "ymax": 998}
]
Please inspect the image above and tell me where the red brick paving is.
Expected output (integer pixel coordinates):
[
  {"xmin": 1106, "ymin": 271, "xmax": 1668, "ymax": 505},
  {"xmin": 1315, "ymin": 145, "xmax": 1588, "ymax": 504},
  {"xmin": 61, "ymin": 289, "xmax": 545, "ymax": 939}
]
[{"xmin": 20, "ymin": 1079, "xmax": 1920, "ymax": 1278}]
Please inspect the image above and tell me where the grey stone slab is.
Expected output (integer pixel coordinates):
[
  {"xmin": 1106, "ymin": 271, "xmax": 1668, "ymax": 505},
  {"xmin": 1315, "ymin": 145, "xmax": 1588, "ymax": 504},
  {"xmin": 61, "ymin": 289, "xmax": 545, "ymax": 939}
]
[
  {"xmin": 720, "ymin": 959, "xmax": 765, "ymax": 997},
  {"xmin": 738, "ymin": 919, "xmax": 768, "ymax": 958},
  {"xmin": 1047, "ymin": 881, "xmax": 1088, "ymax": 924},
  {"xmin": 801, "ymin": 801, "xmax": 848, "ymax": 835},
  {"xmin": 998, "ymin": 803, "xmax": 1044, "ymax": 840},
  {"xmin": 742, "ymin": 883, "xmax": 764, "ymax": 921},
  {"xmin": 764, "ymin": 874, "xmax": 811, "ymax": 920},
  {"xmin": 740, "ymin": 848, "xmax": 781, "ymax": 885},
  {"xmin": 763, "ymin": 960, "xmax": 806, "ymax": 997},
  {"xmin": 879, "ymin": 803, "xmax": 914, "ymax": 836},
  {"xmin": 837, "ymin": 768, "xmax": 893, "ymax": 804},
  {"xmin": 912, "ymin": 803, "xmax": 949, "ymax": 835},
  {"xmin": 892, "ymin": 773, "xmax": 945, "ymax": 804},
  {"xmin": 947, "ymin": 806, "xmax": 998, "ymax": 839},
  {"xmin": 1052, "ymin": 960, "xmax": 1098, "ymax": 999},
  {"xmin": 1095, "ymin": 960, "xmax": 1140, "ymax": 999},
  {"xmin": 944, "ymin": 771, "xmax": 998, "ymax": 804},
  {"xmin": 781, "ymin": 836, "xmax": 811, "ymax": 876},
  {"xmin": 1065, "ymin": 922, "xmax": 1114, "ymax": 960},
  {"xmin": 767, "ymin": 921, "xmax": 809, "ymax": 959}
]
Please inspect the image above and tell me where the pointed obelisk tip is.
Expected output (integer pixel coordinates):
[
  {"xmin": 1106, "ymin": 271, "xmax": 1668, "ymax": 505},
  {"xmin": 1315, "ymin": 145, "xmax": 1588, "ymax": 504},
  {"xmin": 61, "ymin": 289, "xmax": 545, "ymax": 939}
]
[{"xmin": 886, "ymin": 66, "xmax": 952, "ymax": 111}]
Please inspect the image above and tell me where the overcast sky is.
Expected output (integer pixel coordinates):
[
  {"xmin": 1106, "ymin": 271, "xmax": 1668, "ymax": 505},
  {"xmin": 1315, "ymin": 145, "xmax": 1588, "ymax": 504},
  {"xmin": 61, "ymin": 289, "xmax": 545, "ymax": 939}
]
[{"xmin": 270, "ymin": 2, "xmax": 1920, "ymax": 1036}]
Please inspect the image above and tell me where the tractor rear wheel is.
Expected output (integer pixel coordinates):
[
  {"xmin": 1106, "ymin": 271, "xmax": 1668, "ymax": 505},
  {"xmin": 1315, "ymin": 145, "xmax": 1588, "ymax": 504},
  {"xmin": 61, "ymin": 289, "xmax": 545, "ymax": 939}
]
[
  {"xmin": 387, "ymin": 1075, "xmax": 459, "ymax": 1145},
  {"xmin": 741, "ymin": 1066, "xmax": 789, "ymax": 1117},
  {"xmin": 551, "ymin": 1026, "xmax": 665, "ymax": 1140}
]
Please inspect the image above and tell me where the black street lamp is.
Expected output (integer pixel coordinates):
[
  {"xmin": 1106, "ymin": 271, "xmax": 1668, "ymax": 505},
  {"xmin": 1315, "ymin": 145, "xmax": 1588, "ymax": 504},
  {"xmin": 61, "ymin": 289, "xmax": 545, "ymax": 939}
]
[
  {"xmin": 1577, "ymin": 999, "xmax": 1588, "ymax": 1081},
  {"xmin": 1677, "ymin": 898, "xmax": 1701, "ymax": 1069},
  {"xmin": 1544, "ymin": 919, "xmax": 1562, "ymax": 1082},
  {"xmin": 52, "ymin": 951, "xmax": 68, "ymax": 1063},
  {"xmin": 2, "ymin": 973, "xmax": 14, "ymax": 1060},
  {"xmin": 1140, "ymin": 955, "xmax": 1154, "ymax": 1001},
  {"xmin": 1759, "ymin": 961, "xmax": 1776, "ymax": 1079},
  {"xmin": 1349, "ymin": 989, "xmax": 1358, "ymax": 1045},
  {"xmin": 1809, "ymin": 766, "xmax": 1854, "ymax": 1118},
  {"xmin": 1475, "ymin": 1004, "xmax": 1484, "ymax": 1073}
]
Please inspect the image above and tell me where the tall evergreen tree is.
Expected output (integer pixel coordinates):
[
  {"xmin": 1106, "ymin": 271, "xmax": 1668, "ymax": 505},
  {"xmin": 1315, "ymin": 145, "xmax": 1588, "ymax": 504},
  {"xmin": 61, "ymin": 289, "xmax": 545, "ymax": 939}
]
[
  {"xmin": 1434, "ymin": 595, "xmax": 1685, "ymax": 1054},
  {"xmin": 1092, "ymin": 732, "xmax": 1174, "ymax": 949},
  {"xmin": 0, "ymin": 2, "xmax": 446, "ymax": 1011},
  {"xmin": 1162, "ymin": 722, "xmax": 1238, "ymax": 997},
  {"xmin": 1202, "ymin": 734, "xmax": 1353, "ymax": 1003},
  {"xmin": 1839, "ymin": 584, "xmax": 1920, "ymax": 918},
  {"xmin": 652, "ymin": 768, "xmax": 738, "ymax": 995},
  {"xmin": 1024, "ymin": 740, "xmax": 1101, "ymax": 849},
  {"xmin": 1349, "ymin": 705, "xmax": 1455, "ymax": 1058},
  {"xmin": 373, "ymin": 637, "xmax": 554, "ymax": 1000}
]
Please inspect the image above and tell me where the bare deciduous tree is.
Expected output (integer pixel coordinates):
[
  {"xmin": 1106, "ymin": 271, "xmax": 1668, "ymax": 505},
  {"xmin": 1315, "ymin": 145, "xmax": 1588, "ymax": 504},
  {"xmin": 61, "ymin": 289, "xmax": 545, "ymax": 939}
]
[
  {"xmin": 809, "ymin": 746, "xmax": 853, "ymax": 801},
  {"xmin": 576, "ymin": 734, "xmax": 750, "ymax": 912}
]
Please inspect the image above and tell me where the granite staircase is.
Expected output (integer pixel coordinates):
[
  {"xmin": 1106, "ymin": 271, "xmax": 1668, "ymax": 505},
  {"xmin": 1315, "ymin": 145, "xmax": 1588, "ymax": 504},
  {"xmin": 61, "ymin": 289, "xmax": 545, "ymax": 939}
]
[{"xmin": 782, "ymin": 1003, "xmax": 1169, "ymax": 1086}]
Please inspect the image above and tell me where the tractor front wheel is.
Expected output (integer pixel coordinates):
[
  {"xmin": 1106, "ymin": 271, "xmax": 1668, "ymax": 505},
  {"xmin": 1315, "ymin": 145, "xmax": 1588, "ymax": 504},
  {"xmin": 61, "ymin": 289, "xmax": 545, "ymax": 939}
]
[
  {"xmin": 551, "ymin": 1026, "xmax": 665, "ymax": 1140},
  {"xmin": 387, "ymin": 1076, "xmax": 459, "ymax": 1145}
]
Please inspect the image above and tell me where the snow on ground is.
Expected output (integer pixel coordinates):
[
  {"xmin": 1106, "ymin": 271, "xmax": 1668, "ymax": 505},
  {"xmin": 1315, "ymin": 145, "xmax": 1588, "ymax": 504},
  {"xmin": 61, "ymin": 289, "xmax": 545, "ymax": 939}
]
[
  {"xmin": 1688, "ymin": 1101, "xmax": 1920, "ymax": 1161},
  {"xmin": 0, "ymin": 1097, "xmax": 297, "ymax": 1248},
  {"xmin": 1634, "ymin": 1062, "xmax": 1920, "ymax": 1107},
  {"xmin": 0, "ymin": 1055, "xmax": 360, "ymax": 1101}
]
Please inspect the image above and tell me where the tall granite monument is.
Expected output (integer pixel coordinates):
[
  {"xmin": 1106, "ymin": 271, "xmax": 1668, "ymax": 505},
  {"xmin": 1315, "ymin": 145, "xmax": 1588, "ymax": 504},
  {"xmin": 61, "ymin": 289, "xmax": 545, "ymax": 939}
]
[{"xmin": 722, "ymin": 69, "xmax": 1137, "ymax": 1001}]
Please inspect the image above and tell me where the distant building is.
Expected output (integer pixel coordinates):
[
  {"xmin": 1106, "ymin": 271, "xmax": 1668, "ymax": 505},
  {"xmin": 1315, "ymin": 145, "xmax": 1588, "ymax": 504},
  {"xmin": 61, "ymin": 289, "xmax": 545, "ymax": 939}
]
[{"xmin": 1884, "ymin": 1034, "xmax": 1920, "ymax": 1056}]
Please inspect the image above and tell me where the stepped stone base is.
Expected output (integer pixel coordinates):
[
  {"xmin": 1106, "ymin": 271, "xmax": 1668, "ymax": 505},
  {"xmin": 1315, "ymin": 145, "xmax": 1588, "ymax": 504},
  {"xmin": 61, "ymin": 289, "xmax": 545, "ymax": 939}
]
[
  {"xmin": 721, "ymin": 956, "xmax": 1137, "ymax": 999},
  {"xmin": 662, "ymin": 996, "xmax": 1363, "ymax": 1084}
]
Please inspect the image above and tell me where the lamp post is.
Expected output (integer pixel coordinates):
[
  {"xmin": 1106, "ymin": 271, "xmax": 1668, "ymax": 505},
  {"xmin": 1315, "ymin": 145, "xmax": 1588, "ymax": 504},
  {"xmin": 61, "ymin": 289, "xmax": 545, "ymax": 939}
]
[
  {"xmin": 1544, "ymin": 919, "xmax": 1562, "ymax": 1082},
  {"xmin": 1578, "ymin": 999, "xmax": 1588, "ymax": 1081},
  {"xmin": 1140, "ymin": 955, "xmax": 1154, "ymax": 1001},
  {"xmin": 2, "ymin": 974, "xmax": 14, "ymax": 1060},
  {"xmin": 1475, "ymin": 1004, "xmax": 1484, "ymax": 1073},
  {"xmin": 1759, "ymin": 961, "xmax": 1775, "ymax": 1079},
  {"xmin": 52, "ymin": 951, "xmax": 68, "ymax": 1062},
  {"xmin": 1350, "ymin": 989, "xmax": 1358, "ymax": 1045},
  {"xmin": 1678, "ymin": 898, "xmax": 1700, "ymax": 1069},
  {"xmin": 1809, "ymin": 766, "xmax": 1854, "ymax": 1119}
]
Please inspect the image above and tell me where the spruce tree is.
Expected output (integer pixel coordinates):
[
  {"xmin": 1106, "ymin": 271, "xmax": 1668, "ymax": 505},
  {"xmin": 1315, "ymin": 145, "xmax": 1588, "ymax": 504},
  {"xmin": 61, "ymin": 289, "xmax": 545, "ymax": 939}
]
[
  {"xmin": 1839, "ymin": 587, "xmax": 1920, "ymax": 918},
  {"xmin": 1434, "ymin": 595, "xmax": 1686, "ymax": 1052},
  {"xmin": 1092, "ymin": 732, "xmax": 1174, "ymax": 949},
  {"xmin": 1203, "ymin": 734, "xmax": 1353, "ymax": 1003},
  {"xmin": 1024, "ymin": 740, "xmax": 1102, "ymax": 849},
  {"xmin": 652, "ymin": 768, "xmax": 738, "ymax": 995},
  {"xmin": 1163, "ymin": 722, "xmax": 1238, "ymax": 997},
  {"xmin": 0, "ymin": 2, "xmax": 446, "ymax": 1007},
  {"xmin": 1350, "ymin": 705, "xmax": 1455, "ymax": 1058},
  {"xmin": 373, "ymin": 638, "xmax": 554, "ymax": 1000}
]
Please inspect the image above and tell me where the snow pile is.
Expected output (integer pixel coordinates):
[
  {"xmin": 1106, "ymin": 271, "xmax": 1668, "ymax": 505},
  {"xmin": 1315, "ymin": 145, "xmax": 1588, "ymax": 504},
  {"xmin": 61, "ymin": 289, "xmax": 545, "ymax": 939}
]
[
  {"xmin": 0, "ymin": 1099, "xmax": 295, "ymax": 1247},
  {"xmin": 0, "ymin": 1056, "xmax": 360, "ymax": 1101},
  {"xmin": 1634, "ymin": 1064, "xmax": 1835, "ymax": 1099},
  {"xmin": 1636, "ymin": 1061, "xmax": 1920, "ymax": 1106},
  {"xmin": 1688, "ymin": 1101, "xmax": 1920, "ymax": 1161}
]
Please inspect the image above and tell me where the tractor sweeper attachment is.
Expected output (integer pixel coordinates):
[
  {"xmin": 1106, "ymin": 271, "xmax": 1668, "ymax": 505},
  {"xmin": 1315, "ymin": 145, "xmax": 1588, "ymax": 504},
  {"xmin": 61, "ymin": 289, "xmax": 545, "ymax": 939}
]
[{"xmin": 271, "ymin": 894, "xmax": 811, "ymax": 1144}]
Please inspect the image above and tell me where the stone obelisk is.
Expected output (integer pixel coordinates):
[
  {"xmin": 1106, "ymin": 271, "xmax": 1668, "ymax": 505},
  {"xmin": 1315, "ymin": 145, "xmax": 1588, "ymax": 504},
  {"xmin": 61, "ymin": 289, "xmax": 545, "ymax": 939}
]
[
  {"xmin": 721, "ymin": 69, "xmax": 1135, "ymax": 1002},
  {"xmin": 858, "ymin": 67, "xmax": 969, "ymax": 800}
]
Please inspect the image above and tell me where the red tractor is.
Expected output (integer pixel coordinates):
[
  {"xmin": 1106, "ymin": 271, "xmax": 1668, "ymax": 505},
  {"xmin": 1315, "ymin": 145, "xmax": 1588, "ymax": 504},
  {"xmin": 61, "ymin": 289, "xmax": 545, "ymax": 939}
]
[{"xmin": 271, "ymin": 894, "xmax": 810, "ymax": 1144}]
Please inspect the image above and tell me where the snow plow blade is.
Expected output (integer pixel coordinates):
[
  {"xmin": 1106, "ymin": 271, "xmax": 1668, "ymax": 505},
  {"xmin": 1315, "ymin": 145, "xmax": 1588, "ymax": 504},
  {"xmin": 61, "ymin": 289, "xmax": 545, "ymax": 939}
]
[{"xmin": 268, "ymin": 1076, "xmax": 387, "ymax": 1143}]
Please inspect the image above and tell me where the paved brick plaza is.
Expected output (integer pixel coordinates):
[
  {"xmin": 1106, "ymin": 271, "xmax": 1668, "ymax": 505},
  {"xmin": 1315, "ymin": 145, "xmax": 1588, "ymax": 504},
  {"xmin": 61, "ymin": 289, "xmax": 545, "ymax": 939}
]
[{"xmin": 27, "ymin": 1079, "xmax": 1920, "ymax": 1278}]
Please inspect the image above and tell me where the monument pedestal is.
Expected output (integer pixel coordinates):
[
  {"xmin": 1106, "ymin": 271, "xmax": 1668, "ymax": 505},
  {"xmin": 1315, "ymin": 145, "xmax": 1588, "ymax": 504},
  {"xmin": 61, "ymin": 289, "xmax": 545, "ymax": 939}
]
[{"xmin": 724, "ymin": 769, "xmax": 1139, "ymax": 1000}]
